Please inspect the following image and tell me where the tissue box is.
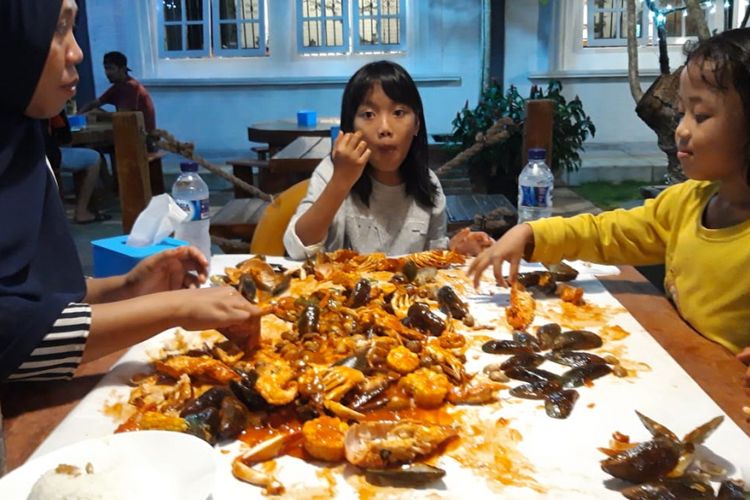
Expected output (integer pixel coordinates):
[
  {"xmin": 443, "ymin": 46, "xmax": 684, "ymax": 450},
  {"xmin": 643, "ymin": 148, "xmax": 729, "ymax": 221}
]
[
  {"xmin": 297, "ymin": 110, "xmax": 317, "ymax": 127},
  {"xmin": 91, "ymin": 235, "xmax": 187, "ymax": 278}
]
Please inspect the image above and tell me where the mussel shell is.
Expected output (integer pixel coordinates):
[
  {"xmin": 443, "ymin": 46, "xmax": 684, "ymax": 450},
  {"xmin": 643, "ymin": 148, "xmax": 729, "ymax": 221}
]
[
  {"xmin": 560, "ymin": 363, "xmax": 612, "ymax": 388},
  {"xmin": 500, "ymin": 353, "xmax": 545, "ymax": 371},
  {"xmin": 404, "ymin": 303, "xmax": 445, "ymax": 336},
  {"xmin": 184, "ymin": 407, "xmax": 220, "ymax": 444},
  {"xmin": 347, "ymin": 279, "xmax": 372, "ymax": 308},
  {"xmin": 551, "ymin": 330, "xmax": 603, "ymax": 351},
  {"xmin": 536, "ymin": 323, "xmax": 562, "ymax": 350},
  {"xmin": 544, "ymin": 350, "xmax": 607, "ymax": 369},
  {"xmin": 512, "ymin": 331, "xmax": 541, "ymax": 351},
  {"xmin": 294, "ymin": 401, "xmax": 321, "ymax": 422},
  {"xmin": 535, "ymin": 273, "xmax": 558, "ymax": 295},
  {"xmin": 635, "ymin": 411, "xmax": 679, "ymax": 442},
  {"xmin": 272, "ymin": 274, "xmax": 292, "ymax": 296},
  {"xmin": 402, "ymin": 260, "xmax": 418, "ymax": 282},
  {"xmin": 298, "ymin": 304, "xmax": 320, "ymax": 335},
  {"xmin": 545, "ymin": 262, "xmax": 579, "ymax": 282},
  {"xmin": 516, "ymin": 272, "xmax": 542, "ymax": 287},
  {"xmin": 482, "ymin": 339, "xmax": 534, "ymax": 355},
  {"xmin": 622, "ymin": 475, "xmax": 715, "ymax": 500},
  {"xmin": 601, "ymin": 437, "xmax": 681, "ymax": 483},
  {"xmin": 682, "ymin": 415, "xmax": 724, "ymax": 446},
  {"xmin": 717, "ymin": 479, "xmax": 748, "ymax": 500},
  {"xmin": 364, "ymin": 463, "xmax": 446, "ymax": 486},
  {"xmin": 333, "ymin": 352, "xmax": 370, "ymax": 373},
  {"xmin": 436, "ymin": 286, "xmax": 469, "ymax": 320},
  {"xmin": 544, "ymin": 389, "xmax": 579, "ymax": 419},
  {"xmin": 509, "ymin": 380, "xmax": 562, "ymax": 400},
  {"xmin": 239, "ymin": 274, "xmax": 257, "ymax": 302},
  {"xmin": 217, "ymin": 394, "xmax": 249, "ymax": 441},
  {"xmin": 230, "ymin": 373, "xmax": 270, "ymax": 411},
  {"xmin": 504, "ymin": 367, "xmax": 559, "ymax": 384},
  {"xmin": 180, "ymin": 386, "xmax": 231, "ymax": 417}
]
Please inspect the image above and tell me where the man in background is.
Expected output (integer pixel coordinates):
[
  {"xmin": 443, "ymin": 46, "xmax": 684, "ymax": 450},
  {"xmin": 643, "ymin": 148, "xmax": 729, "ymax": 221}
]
[{"xmin": 80, "ymin": 51, "xmax": 157, "ymax": 150}]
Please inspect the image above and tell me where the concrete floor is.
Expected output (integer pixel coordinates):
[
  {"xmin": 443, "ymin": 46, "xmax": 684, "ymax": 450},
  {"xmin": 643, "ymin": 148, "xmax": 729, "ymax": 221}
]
[{"xmin": 65, "ymin": 141, "xmax": 663, "ymax": 276}]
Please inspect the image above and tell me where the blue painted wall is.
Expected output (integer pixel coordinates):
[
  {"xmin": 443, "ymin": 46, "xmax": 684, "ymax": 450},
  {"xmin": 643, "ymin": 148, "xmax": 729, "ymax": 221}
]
[{"xmin": 85, "ymin": 0, "xmax": 483, "ymax": 156}]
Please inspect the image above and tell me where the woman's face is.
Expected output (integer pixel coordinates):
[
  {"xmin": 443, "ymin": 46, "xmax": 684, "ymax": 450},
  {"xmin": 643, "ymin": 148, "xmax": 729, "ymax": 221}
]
[{"xmin": 24, "ymin": 0, "xmax": 83, "ymax": 119}]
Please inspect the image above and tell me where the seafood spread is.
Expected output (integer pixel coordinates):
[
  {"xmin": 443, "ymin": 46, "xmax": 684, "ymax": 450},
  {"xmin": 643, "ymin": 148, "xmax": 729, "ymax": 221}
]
[
  {"xmin": 599, "ymin": 412, "xmax": 746, "ymax": 499},
  {"xmin": 103, "ymin": 251, "xmax": 747, "ymax": 497}
]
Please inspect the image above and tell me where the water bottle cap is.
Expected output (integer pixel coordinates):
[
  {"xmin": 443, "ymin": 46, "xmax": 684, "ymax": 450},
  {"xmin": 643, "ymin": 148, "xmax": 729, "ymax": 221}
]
[
  {"xmin": 528, "ymin": 148, "xmax": 546, "ymax": 161},
  {"xmin": 180, "ymin": 161, "xmax": 198, "ymax": 173}
]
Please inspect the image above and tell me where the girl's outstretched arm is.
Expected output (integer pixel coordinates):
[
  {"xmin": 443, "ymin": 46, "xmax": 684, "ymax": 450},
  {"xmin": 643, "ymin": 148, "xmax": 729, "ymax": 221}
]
[
  {"xmin": 467, "ymin": 223, "xmax": 535, "ymax": 288},
  {"xmin": 294, "ymin": 131, "xmax": 370, "ymax": 246}
]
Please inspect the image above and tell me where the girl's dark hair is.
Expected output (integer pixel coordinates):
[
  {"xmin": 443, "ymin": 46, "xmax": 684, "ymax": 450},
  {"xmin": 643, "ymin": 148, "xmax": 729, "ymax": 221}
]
[
  {"xmin": 340, "ymin": 60, "xmax": 437, "ymax": 207},
  {"xmin": 685, "ymin": 28, "xmax": 750, "ymax": 184}
]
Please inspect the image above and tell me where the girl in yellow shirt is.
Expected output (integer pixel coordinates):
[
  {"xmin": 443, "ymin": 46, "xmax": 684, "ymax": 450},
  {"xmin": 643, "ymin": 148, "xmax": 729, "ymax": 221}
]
[{"xmin": 468, "ymin": 28, "xmax": 750, "ymax": 382}]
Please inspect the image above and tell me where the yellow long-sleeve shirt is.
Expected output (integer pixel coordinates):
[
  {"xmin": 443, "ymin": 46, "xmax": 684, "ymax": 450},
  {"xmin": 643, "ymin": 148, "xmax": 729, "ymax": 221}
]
[{"xmin": 528, "ymin": 180, "xmax": 750, "ymax": 353}]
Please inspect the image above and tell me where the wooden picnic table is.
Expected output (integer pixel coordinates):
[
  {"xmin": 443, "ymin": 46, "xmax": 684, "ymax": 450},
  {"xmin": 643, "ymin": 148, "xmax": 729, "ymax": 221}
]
[
  {"xmin": 269, "ymin": 136, "xmax": 331, "ymax": 175},
  {"xmin": 247, "ymin": 118, "xmax": 339, "ymax": 149},
  {"xmin": 2, "ymin": 264, "xmax": 747, "ymax": 475}
]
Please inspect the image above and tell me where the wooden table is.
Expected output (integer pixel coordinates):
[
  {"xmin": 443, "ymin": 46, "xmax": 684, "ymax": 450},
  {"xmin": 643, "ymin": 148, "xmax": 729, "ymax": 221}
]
[
  {"xmin": 2, "ymin": 266, "xmax": 748, "ymax": 474},
  {"xmin": 269, "ymin": 136, "xmax": 331, "ymax": 175},
  {"xmin": 69, "ymin": 122, "xmax": 114, "ymax": 150},
  {"xmin": 247, "ymin": 117, "xmax": 338, "ymax": 149}
]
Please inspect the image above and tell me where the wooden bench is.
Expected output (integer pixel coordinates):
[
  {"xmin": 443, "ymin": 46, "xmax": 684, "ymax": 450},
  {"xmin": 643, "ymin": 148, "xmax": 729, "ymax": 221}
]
[
  {"xmin": 225, "ymin": 157, "xmax": 271, "ymax": 198},
  {"xmin": 446, "ymin": 193, "xmax": 517, "ymax": 238},
  {"xmin": 209, "ymin": 197, "xmax": 269, "ymax": 252}
]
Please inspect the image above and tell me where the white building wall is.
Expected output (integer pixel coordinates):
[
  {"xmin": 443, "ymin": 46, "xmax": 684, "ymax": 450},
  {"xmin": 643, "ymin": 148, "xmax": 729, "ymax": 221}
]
[
  {"xmin": 85, "ymin": 0, "xmax": 484, "ymax": 155},
  {"xmin": 505, "ymin": 0, "xmax": 691, "ymax": 144}
]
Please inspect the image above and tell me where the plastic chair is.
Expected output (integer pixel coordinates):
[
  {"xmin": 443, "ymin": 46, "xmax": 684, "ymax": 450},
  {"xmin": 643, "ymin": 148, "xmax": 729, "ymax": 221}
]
[{"xmin": 249, "ymin": 179, "xmax": 310, "ymax": 256}]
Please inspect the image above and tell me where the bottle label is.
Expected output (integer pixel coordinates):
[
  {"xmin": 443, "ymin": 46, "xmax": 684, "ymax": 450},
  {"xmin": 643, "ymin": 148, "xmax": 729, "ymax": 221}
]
[
  {"xmin": 176, "ymin": 198, "xmax": 209, "ymax": 221},
  {"xmin": 520, "ymin": 185, "xmax": 551, "ymax": 208}
]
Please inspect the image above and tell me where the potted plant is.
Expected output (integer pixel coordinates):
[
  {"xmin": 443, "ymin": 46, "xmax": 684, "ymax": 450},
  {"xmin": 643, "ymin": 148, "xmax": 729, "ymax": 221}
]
[{"xmin": 445, "ymin": 81, "xmax": 596, "ymax": 203}]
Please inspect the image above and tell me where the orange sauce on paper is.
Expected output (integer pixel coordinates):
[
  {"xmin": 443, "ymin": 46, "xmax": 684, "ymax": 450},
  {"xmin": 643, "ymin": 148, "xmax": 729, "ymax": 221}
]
[
  {"xmin": 600, "ymin": 324, "xmax": 630, "ymax": 342},
  {"xmin": 314, "ymin": 467, "xmax": 338, "ymax": 499},
  {"xmin": 539, "ymin": 301, "xmax": 618, "ymax": 329},
  {"xmin": 447, "ymin": 416, "xmax": 544, "ymax": 494}
]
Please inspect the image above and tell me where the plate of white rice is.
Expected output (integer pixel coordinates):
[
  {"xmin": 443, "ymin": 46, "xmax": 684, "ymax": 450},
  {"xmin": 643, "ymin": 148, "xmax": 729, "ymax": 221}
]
[{"xmin": 0, "ymin": 430, "xmax": 215, "ymax": 500}]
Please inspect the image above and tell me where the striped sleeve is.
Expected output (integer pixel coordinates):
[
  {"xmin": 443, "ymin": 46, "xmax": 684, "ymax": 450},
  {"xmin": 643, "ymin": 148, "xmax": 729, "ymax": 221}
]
[{"xmin": 7, "ymin": 303, "xmax": 91, "ymax": 382}]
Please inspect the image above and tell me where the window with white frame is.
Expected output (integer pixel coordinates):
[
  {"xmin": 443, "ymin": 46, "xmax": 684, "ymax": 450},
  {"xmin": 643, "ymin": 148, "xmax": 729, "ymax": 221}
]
[
  {"xmin": 296, "ymin": 0, "xmax": 406, "ymax": 55},
  {"xmin": 156, "ymin": 0, "xmax": 268, "ymax": 58},
  {"xmin": 583, "ymin": 0, "xmax": 724, "ymax": 48}
]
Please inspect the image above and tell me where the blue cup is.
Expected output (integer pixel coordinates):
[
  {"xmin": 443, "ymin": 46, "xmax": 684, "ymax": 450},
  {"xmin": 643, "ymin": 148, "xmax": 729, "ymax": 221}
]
[
  {"xmin": 68, "ymin": 114, "xmax": 87, "ymax": 131},
  {"xmin": 297, "ymin": 110, "xmax": 317, "ymax": 127},
  {"xmin": 330, "ymin": 126, "xmax": 340, "ymax": 152}
]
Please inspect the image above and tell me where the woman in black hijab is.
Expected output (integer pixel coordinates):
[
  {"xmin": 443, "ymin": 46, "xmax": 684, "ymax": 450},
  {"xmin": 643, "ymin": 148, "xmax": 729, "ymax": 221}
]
[{"xmin": 0, "ymin": 0, "xmax": 260, "ymax": 383}]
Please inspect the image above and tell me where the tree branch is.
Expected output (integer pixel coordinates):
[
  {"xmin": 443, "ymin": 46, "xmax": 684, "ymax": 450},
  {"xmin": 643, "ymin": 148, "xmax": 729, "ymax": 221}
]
[
  {"xmin": 685, "ymin": 0, "xmax": 711, "ymax": 40},
  {"xmin": 626, "ymin": 0, "xmax": 643, "ymax": 103}
]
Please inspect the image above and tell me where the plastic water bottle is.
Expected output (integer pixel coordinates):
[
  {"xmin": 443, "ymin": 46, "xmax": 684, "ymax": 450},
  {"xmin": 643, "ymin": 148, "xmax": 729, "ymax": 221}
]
[
  {"xmin": 172, "ymin": 161, "xmax": 211, "ymax": 262},
  {"xmin": 517, "ymin": 147, "xmax": 554, "ymax": 223}
]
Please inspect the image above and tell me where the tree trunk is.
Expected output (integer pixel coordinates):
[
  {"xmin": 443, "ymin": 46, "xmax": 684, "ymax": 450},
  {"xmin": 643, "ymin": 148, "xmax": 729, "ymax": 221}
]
[
  {"xmin": 635, "ymin": 73, "xmax": 685, "ymax": 183},
  {"xmin": 626, "ymin": 0, "xmax": 711, "ymax": 184}
]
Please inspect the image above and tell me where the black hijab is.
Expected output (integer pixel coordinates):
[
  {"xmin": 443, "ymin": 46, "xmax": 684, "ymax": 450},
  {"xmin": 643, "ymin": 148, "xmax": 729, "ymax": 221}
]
[{"xmin": 0, "ymin": 0, "xmax": 86, "ymax": 381}]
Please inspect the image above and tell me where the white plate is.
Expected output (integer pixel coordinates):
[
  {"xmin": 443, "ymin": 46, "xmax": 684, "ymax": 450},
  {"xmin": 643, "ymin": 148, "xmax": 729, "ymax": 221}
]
[{"xmin": 0, "ymin": 430, "xmax": 215, "ymax": 500}]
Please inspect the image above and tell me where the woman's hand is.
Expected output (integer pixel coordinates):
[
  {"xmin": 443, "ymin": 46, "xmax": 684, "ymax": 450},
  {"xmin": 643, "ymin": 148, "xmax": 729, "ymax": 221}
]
[
  {"xmin": 330, "ymin": 130, "xmax": 371, "ymax": 188},
  {"xmin": 124, "ymin": 246, "xmax": 209, "ymax": 298},
  {"xmin": 449, "ymin": 228, "xmax": 494, "ymax": 256},
  {"xmin": 466, "ymin": 223, "xmax": 535, "ymax": 289},
  {"xmin": 175, "ymin": 286, "xmax": 263, "ymax": 353}
]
